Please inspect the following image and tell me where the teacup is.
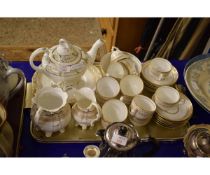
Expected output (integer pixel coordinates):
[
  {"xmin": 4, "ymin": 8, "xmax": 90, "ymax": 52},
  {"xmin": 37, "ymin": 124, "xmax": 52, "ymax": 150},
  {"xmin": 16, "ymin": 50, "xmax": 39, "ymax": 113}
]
[
  {"xmin": 31, "ymin": 87, "xmax": 71, "ymax": 137},
  {"xmin": 72, "ymin": 98, "xmax": 101, "ymax": 130},
  {"xmin": 154, "ymin": 86, "xmax": 182, "ymax": 114},
  {"xmin": 107, "ymin": 62, "xmax": 128, "ymax": 80},
  {"xmin": 96, "ymin": 76, "xmax": 120, "ymax": 104},
  {"xmin": 120, "ymin": 75, "xmax": 144, "ymax": 105},
  {"xmin": 149, "ymin": 58, "xmax": 172, "ymax": 81},
  {"xmin": 101, "ymin": 99, "xmax": 128, "ymax": 128},
  {"xmin": 129, "ymin": 95, "xmax": 156, "ymax": 126}
]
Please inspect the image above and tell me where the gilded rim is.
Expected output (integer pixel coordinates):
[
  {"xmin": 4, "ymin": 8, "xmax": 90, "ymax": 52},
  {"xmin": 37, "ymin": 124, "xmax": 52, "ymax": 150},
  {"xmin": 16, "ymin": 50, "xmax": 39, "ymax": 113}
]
[
  {"xmin": 142, "ymin": 60, "xmax": 178, "ymax": 87},
  {"xmin": 152, "ymin": 93, "xmax": 193, "ymax": 122}
]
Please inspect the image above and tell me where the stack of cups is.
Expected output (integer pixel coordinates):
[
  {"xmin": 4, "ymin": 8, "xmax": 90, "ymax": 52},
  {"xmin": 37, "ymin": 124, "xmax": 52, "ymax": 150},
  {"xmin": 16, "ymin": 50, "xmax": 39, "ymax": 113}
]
[{"xmin": 129, "ymin": 95, "xmax": 156, "ymax": 126}]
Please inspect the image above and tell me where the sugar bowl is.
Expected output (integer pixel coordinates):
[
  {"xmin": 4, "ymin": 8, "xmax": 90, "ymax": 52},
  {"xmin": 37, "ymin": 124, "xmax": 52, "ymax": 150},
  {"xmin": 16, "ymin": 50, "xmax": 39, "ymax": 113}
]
[{"xmin": 72, "ymin": 87, "xmax": 102, "ymax": 130}]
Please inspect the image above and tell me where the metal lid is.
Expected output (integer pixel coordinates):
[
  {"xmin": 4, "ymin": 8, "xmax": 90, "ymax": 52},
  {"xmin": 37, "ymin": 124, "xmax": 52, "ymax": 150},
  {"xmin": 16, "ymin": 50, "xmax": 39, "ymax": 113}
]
[
  {"xmin": 184, "ymin": 124, "xmax": 210, "ymax": 157},
  {"xmin": 104, "ymin": 122, "xmax": 139, "ymax": 152},
  {"xmin": 50, "ymin": 39, "xmax": 82, "ymax": 66}
]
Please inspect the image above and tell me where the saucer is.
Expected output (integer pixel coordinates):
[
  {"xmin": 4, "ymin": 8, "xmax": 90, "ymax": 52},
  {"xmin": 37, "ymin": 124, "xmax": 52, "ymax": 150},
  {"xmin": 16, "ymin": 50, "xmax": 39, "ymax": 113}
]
[
  {"xmin": 142, "ymin": 60, "xmax": 178, "ymax": 87},
  {"xmin": 152, "ymin": 93, "xmax": 193, "ymax": 122}
]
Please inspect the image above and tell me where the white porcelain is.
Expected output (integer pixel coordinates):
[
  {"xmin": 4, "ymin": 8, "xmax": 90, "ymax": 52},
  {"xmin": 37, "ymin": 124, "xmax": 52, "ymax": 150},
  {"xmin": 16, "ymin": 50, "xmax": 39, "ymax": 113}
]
[
  {"xmin": 110, "ymin": 47, "xmax": 129, "ymax": 62},
  {"xmin": 31, "ymin": 87, "xmax": 71, "ymax": 137},
  {"xmin": 101, "ymin": 99, "xmax": 128, "ymax": 128},
  {"xmin": 119, "ymin": 75, "xmax": 144, "ymax": 104},
  {"xmin": 149, "ymin": 58, "xmax": 172, "ymax": 81},
  {"xmin": 72, "ymin": 97, "xmax": 101, "ymax": 130},
  {"xmin": 119, "ymin": 58, "xmax": 138, "ymax": 75},
  {"xmin": 129, "ymin": 95, "xmax": 156, "ymax": 126},
  {"xmin": 29, "ymin": 38, "xmax": 104, "ymax": 90},
  {"xmin": 31, "ymin": 64, "xmax": 102, "ymax": 96},
  {"xmin": 76, "ymin": 87, "xmax": 96, "ymax": 102},
  {"xmin": 153, "ymin": 93, "xmax": 193, "ymax": 122},
  {"xmin": 120, "ymin": 75, "xmax": 144, "ymax": 97},
  {"xmin": 142, "ymin": 60, "xmax": 178, "ymax": 87},
  {"xmin": 107, "ymin": 62, "xmax": 128, "ymax": 79},
  {"xmin": 100, "ymin": 47, "xmax": 142, "ymax": 76},
  {"xmin": 154, "ymin": 86, "xmax": 181, "ymax": 114},
  {"xmin": 184, "ymin": 55, "xmax": 210, "ymax": 112},
  {"xmin": 96, "ymin": 76, "xmax": 120, "ymax": 101}
]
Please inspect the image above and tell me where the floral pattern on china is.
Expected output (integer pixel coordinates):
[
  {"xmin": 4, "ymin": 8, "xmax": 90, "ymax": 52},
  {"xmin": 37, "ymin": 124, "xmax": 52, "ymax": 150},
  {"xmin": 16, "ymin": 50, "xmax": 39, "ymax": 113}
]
[
  {"xmin": 185, "ymin": 56, "xmax": 210, "ymax": 112},
  {"xmin": 29, "ymin": 38, "xmax": 104, "ymax": 90}
]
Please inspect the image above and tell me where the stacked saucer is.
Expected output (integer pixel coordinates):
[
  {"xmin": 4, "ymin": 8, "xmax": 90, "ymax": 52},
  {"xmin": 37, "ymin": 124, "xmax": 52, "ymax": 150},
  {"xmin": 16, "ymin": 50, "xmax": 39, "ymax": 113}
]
[
  {"xmin": 152, "ymin": 86, "xmax": 193, "ymax": 129},
  {"xmin": 141, "ymin": 58, "xmax": 179, "ymax": 93}
]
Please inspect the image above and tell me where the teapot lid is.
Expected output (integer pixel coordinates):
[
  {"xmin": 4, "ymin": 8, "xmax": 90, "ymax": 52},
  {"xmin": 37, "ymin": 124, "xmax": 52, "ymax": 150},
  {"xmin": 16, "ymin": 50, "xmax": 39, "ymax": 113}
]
[
  {"xmin": 50, "ymin": 39, "xmax": 82, "ymax": 65},
  {"xmin": 104, "ymin": 122, "xmax": 139, "ymax": 152}
]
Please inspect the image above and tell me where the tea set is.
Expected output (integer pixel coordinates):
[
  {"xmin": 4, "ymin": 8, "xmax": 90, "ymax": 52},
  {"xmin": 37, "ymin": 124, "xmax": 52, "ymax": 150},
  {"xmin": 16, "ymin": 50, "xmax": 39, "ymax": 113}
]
[{"xmin": 26, "ymin": 38, "xmax": 209, "ymax": 157}]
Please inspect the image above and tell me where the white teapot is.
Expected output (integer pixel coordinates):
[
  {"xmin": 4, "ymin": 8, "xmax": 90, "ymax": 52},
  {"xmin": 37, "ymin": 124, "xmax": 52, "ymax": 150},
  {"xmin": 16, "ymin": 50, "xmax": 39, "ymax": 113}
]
[{"xmin": 29, "ymin": 38, "xmax": 104, "ymax": 90}]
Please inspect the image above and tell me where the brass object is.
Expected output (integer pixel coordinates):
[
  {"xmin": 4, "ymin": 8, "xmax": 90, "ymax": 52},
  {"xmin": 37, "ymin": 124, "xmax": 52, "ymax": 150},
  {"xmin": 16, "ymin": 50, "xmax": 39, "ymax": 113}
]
[{"xmin": 184, "ymin": 124, "xmax": 210, "ymax": 157}]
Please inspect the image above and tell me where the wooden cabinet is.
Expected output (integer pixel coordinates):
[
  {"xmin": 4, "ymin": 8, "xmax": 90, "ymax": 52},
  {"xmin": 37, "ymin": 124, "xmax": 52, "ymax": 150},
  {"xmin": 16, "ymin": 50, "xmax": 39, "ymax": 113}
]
[
  {"xmin": 97, "ymin": 18, "xmax": 119, "ymax": 51},
  {"xmin": 98, "ymin": 18, "xmax": 148, "ymax": 53}
]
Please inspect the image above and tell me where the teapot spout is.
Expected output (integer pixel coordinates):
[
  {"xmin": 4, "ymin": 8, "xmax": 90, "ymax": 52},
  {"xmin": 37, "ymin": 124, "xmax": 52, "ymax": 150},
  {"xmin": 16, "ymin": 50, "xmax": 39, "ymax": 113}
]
[{"xmin": 87, "ymin": 39, "xmax": 104, "ymax": 64}]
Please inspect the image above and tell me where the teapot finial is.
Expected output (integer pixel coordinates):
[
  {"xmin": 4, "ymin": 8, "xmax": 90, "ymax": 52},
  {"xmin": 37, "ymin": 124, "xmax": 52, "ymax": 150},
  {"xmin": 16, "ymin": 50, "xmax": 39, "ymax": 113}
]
[{"xmin": 57, "ymin": 39, "xmax": 71, "ymax": 56}]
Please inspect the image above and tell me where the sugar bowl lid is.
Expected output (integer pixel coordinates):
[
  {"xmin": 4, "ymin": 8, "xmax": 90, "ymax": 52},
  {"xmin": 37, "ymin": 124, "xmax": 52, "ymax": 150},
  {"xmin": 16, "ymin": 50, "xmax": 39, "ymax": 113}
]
[
  {"xmin": 104, "ymin": 122, "xmax": 139, "ymax": 152},
  {"xmin": 184, "ymin": 124, "xmax": 210, "ymax": 157},
  {"xmin": 50, "ymin": 39, "xmax": 82, "ymax": 66}
]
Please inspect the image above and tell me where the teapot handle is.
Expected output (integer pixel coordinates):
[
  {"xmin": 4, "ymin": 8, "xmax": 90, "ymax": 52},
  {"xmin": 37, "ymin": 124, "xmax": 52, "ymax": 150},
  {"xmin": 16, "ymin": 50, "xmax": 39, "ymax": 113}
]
[
  {"xmin": 29, "ymin": 48, "xmax": 48, "ymax": 71},
  {"xmin": 5, "ymin": 68, "xmax": 25, "ymax": 99}
]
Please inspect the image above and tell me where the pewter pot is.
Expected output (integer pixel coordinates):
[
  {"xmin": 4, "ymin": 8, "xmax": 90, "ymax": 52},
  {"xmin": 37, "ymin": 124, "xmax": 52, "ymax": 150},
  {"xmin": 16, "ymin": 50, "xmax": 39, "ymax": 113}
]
[{"xmin": 96, "ymin": 122, "xmax": 158, "ymax": 157}]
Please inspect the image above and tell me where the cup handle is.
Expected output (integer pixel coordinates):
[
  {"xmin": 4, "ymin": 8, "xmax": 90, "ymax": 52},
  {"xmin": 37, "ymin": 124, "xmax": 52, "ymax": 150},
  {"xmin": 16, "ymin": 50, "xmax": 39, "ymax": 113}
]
[
  {"xmin": 29, "ymin": 47, "xmax": 49, "ymax": 71},
  {"xmin": 5, "ymin": 68, "xmax": 25, "ymax": 99},
  {"xmin": 34, "ymin": 107, "xmax": 43, "ymax": 125},
  {"xmin": 91, "ymin": 103, "xmax": 102, "ymax": 125}
]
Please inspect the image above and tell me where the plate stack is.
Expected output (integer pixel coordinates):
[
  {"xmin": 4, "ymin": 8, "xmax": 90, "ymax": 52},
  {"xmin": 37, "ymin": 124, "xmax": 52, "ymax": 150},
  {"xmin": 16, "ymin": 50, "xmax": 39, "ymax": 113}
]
[
  {"xmin": 141, "ymin": 58, "xmax": 179, "ymax": 94},
  {"xmin": 151, "ymin": 86, "xmax": 193, "ymax": 129}
]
